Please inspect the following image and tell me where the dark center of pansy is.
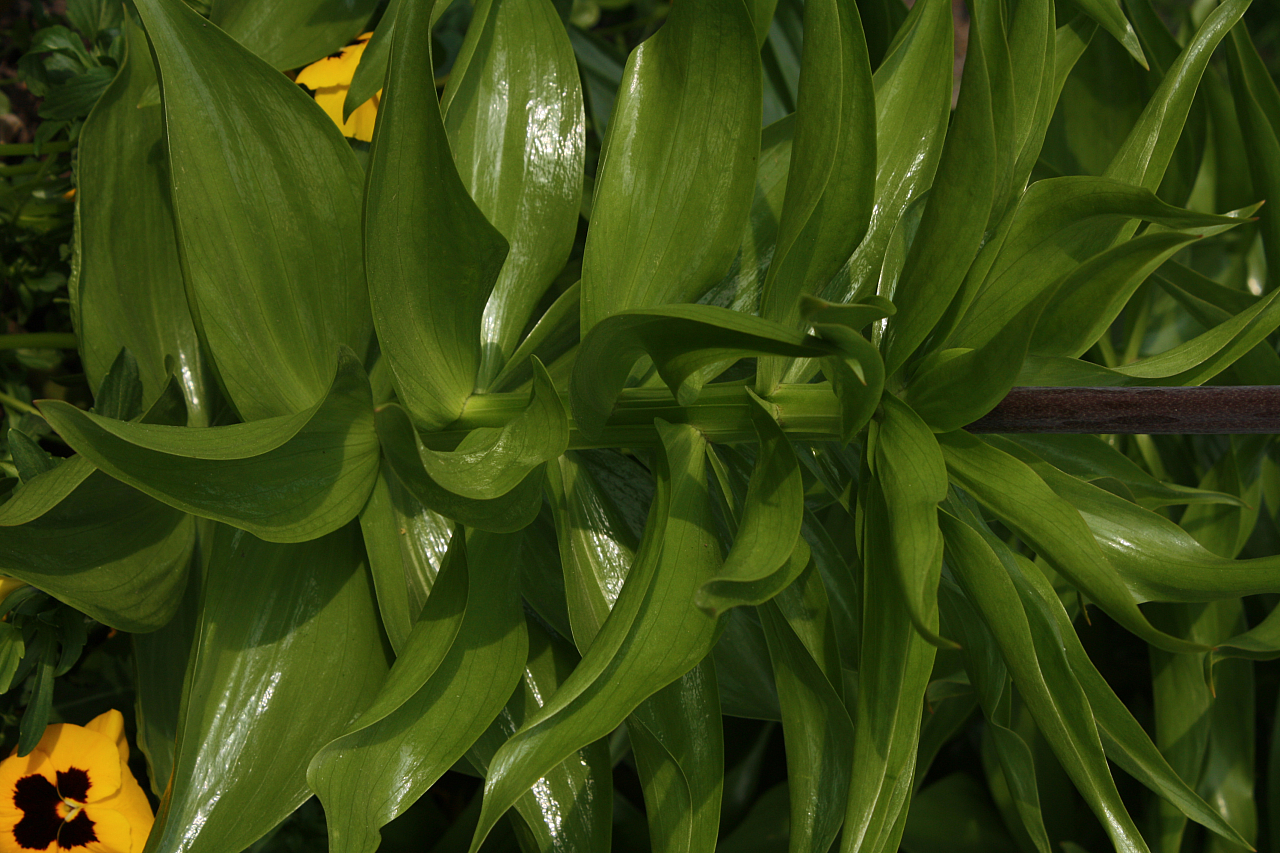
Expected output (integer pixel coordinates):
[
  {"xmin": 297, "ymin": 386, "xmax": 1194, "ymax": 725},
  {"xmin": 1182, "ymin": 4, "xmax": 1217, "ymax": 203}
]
[{"xmin": 11, "ymin": 770, "xmax": 99, "ymax": 851}]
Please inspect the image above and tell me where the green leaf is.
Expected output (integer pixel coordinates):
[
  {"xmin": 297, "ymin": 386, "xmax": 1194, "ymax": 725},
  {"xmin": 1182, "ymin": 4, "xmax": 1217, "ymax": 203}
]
[
  {"xmin": 627, "ymin": 662, "xmax": 724, "ymax": 853},
  {"xmin": 365, "ymin": 0, "xmax": 509, "ymax": 429},
  {"xmin": 1104, "ymin": 0, "xmax": 1250, "ymax": 193},
  {"xmin": 41, "ymin": 349, "xmax": 379, "ymax": 543},
  {"xmin": 416, "ymin": 361, "xmax": 568, "ymax": 501},
  {"xmin": 464, "ymin": 618, "xmax": 614, "ymax": 853},
  {"xmin": 945, "ymin": 177, "xmax": 1247, "ymax": 352},
  {"xmin": 901, "ymin": 774, "xmax": 1020, "ymax": 853},
  {"xmin": 569, "ymin": 305, "xmax": 834, "ymax": 438},
  {"xmin": 813, "ymin": 0, "xmax": 952, "ymax": 316},
  {"xmin": 878, "ymin": 0, "xmax": 994, "ymax": 378},
  {"xmin": 873, "ymin": 395, "xmax": 951, "ymax": 648},
  {"xmin": 8, "ymin": 429, "xmax": 57, "ymax": 483},
  {"xmin": 491, "ymin": 282, "xmax": 582, "ymax": 394},
  {"xmin": 441, "ymin": 0, "xmax": 585, "ymax": 389},
  {"xmin": 469, "ymin": 421, "xmax": 722, "ymax": 852},
  {"xmin": 759, "ymin": 563, "xmax": 853, "ymax": 853},
  {"xmin": 939, "ymin": 507, "xmax": 1153, "ymax": 853},
  {"xmin": 376, "ymin": 403, "xmax": 544, "ymax": 534},
  {"xmin": 579, "ymin": 0, "xmax": 761, "ymax": 331},
  {"xmin": 74, "ymin": 19, "xmax": 215, "ymax": 424},
  {"xmin": 209, "ymin": 0, "xmax": 378, "ymax": 70},
  {"xmin": 843, "ymin": 473, "xmax": 938, "ymax": 853},
  {"xmin": 984, "ymin": 435, "xmax": 1280, "ymax": 605},
  {"xmin": 1012, "ymin": 546, "xmax": 1256, "ymax": 849},
  {"xmin": 937, "ymin": 431, "xmax": 1202, "ymax": 653},
  {"xmin": 132, "ymin": 0, "xmax": 372, "ymax": 421},
  {"xmin": 309, "ymin": 527, "xmax": 528, "ymax": 853},
  {"xmin": 1226, "ymin": 24, "xmax": 1280, "ymax": 291},
  {"xmin": 756, "ymin": 0, "xmax": 875, "ymax": 392},
  {"xmin": 1064, "ymin": 0, "xmax": 1146, "ymax": 67},
  {"xmin": 144, "ymin": 523, "xmax": 389, "ymax": 853},
  {"xmin": 696, "ymin": 393, "xmax": 805, "ymax": 616},
  {"xmin": 1006, "ymin": 434, "xmax": 1245, "ymax": 510}
]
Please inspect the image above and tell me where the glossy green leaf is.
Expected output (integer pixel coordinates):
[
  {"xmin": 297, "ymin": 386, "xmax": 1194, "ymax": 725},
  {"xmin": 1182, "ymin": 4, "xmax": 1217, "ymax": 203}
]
[
  {"xmin": 1013, "ymin": 547, "xmax": 1255, "ymax": 848},
  {"xmin": 813, "ymin": 0, "xmax": 951, "ymax": 316},
  {"xmin": 210, "ymin": 0, "xmax": 378, "ymax": 70},
  {"xmin": 132, "ymin": 0, "xmax": 372, "ymax": 421},
  {"xmin": 74, "ymin": 19, "xmax": 214, "ymax": 424},
  {"xmin": 569, "ymin": 305, "xmax": 834, "ymax": 438},
  {"xmin": 1156, "ymin": 265, "xmax": 1280, "ymax": 385},
  {"xmin": 491, "ymin": 282, "xmax": 582, "ymax": 394},
  {"xmin": 756, "ymin": 0, "xmax": 875, "ymax": 392},
  {"xmin": 464, "ymin": 618, "xmax": 614, "ymax": 853},
  {"xmin": 874, "ymin": 395, "xmax": 950, "ymax": 647},
  {"xmin": 696, "ymin": 393, "xmax": 805, "ymax": 617},
  {"xmin": 843, "ymin": 475, "xmax": 938, "ymax": 853},
  {"xmin": 1004, "ymin": 0, "xmax": 1058, "ymax": 221},
  {"xmin": 376, "ymin": 403, "xmax": 544, "ymax": 534},
  {"xmin": 986, "ymin": 435, "xmax": 1280, "ymax": 605},
  {"xmin": 1007, "ymin": 434, "xmax": 1245, "ymax": 509},
  {"xmin": 416, "ymin": 361, "xmax": 568, "ymax": 501},
  {"xmin": 366, "ymin": 0, "xmax": 509, "ymax": 429},
  {"xmin": 628, "ymin": 662, "xmax": 724, "ymax": 853},
  {"xmin": 579, "ymin": 0, "xmax": 760, "ymax": 331},
  {"xmin": 1064, "ymin": 0, "xmax": 1145, "ymax": 67},
  {"xmin": 310, "ymin": 527, "xmax": 528, "ymax": 853},
  {"xmin": 470, "ymin": 422, "xmax": 722, "ymax": 852},
  {"xmin": 760, "ymin": 564, "xmax": 853, "ymax": 853},
  {"xmin": 41, "ymin": 349, "xmax": 379, "ymax": 543},
  {"xmin": 946, "ymin": 177, "xmax": 1246, "ymax": 352},
  {"xmin": 939, "ymin": 507, "xmax": 1153, "ymax": 853},
  {"xmin": 1019, "ymin": 283, "xmax": 1280, "ymax": 387},
  {"xmin": 441, "ymin": 0, "xmax": 584, "ymax": 389},
  {"xmin": 144, "ymin": 523, "xmax": 389, "ymax": 853},
  {"xmin": 938, "ymin": 431, "xmax": 1201, "ymax": 653},
  {"xmin": 878, "ymin": 0, "xmax": 994, "ymax": 378},
  {"xmin": 1104, "ymin": 0, "xmax": 1250, "ymax": 193}
]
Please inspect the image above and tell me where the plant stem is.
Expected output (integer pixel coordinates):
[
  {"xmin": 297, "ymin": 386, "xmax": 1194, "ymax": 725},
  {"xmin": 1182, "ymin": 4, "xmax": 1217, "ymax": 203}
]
[
  {"xmin": 0, "ymin": 392, "xmax": 38, "ymax": 416},
  {"xmin": 439, "ymin": 384, "xmax": 1280, "ymax": 449},
  {"xmin": 0, "ymin": 333, "xmax": 78, "ymax": 350}
]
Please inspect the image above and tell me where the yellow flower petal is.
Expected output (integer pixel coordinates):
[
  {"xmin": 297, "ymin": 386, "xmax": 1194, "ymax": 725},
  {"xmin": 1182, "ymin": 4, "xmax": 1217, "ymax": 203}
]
[
  {"xmin": 82, "ymin": 712, "xmax": 127, "ymax": 766},
  {"xmin": 73, "ymin": 804, "xmax": 132, "ymax": 853},
  {"xmin": 294, "ymin": 36, "xmax": 370, "ymax": 90},
  {"xmin": 29, "ymin": 725, "xmax": 122, "ymax": 803}
]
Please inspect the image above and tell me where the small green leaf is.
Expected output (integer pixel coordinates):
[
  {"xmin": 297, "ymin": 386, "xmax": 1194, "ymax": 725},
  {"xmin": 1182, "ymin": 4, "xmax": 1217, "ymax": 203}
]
[{"xmin": 1063, "ymin": 0, "xmax": 1146, "ymax": 67}]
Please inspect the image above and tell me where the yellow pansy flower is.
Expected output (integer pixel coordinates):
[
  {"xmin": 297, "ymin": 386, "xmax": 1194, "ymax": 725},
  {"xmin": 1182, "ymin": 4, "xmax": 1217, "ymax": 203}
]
[
  {"xmin": 296, "ymin": 33, "xmax": 379, "ymax": 142},
  {"xmin": 0, "ymin": 710, "xmax": 154, "ymax": 853}
]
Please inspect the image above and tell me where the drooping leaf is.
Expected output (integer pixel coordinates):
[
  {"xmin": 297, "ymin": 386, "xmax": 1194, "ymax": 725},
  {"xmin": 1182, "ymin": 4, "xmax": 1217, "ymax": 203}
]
[
  {"xmin": 74, "ymin": 18, "xmax": 214, "ymax": 424},
  {"xmin": 209, "ymin": 0, "xmax": 379, "ymax": 71},
  {"xmin": 1064, "ymin": 0, "xmax": 1146, "ymax": 67},
  {"xmin": 132, "ymin": 0, "xmax": 372, "ymax": 421},
  {"xmin": 144, "ymin": 523, "xmax": 389, "ymax": 853},
  {"xmin": 309, "ymin": 527, "xmax": 528, "ymax": 853},
  {"xmin": 470, "ymin": 421, "xmax": 722, "ymax": 852},
  {"xmin": 579, "ymin": 0, "xmax": 760, "ymax": 332},
  {"xmin": 441, "ymin": 0, "xmax": 585, "ymax": 389},
  {"xmin": 365, "ymin": 0, "xmax": 509, "ymax": 429},
  {"xmin": 40, "ymin": 349, "xmax": 379, "ymax": 543}
]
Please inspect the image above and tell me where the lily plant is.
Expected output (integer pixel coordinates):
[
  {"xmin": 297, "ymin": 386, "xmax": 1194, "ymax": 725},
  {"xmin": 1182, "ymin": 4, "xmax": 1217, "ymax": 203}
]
[{"xmin": 6, "ymin": 0, "xmax": 1280, "ymax": 851}]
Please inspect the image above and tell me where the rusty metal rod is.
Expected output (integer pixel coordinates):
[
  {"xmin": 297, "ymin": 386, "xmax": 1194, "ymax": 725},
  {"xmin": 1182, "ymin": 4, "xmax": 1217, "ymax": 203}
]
[{"xmin": 964, "ymin": 386, "xmax": 1280, "ymax": 434}]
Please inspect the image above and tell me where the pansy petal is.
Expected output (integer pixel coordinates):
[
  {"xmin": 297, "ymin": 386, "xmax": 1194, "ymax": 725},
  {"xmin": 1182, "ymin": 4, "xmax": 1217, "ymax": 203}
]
[
  {"xmin": 83, "ymin": 712, "xmax": 127, "ymax": 766},
  {"xmin": 0, "ymin": 749, "xmax": 57, "ymax": 815},
  {"xmin": 33, "ymin": 726, "xmax": 121, "ymax": 802},
  {"xmin": 83, "ymin": 779, "xmax": 153, "ymax": 851},
  {"xmin": 76, "ymin": 804, "xmax": 132, "ymax": 853},
  {"xmin": 311, "ymin": 87, "xmax": 347, "ymax": 131},
  {"xmin": 345, "ymin": 96, "xmax": 379, "ymax": 142},
  {"xmin": 295, "ymin": 40, "xmax": 367, "ymax": 89}
]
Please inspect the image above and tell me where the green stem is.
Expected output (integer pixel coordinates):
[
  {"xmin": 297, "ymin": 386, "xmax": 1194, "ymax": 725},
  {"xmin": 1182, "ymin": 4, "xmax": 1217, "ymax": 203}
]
[
  {"xmin": 0, "ymin": 141, "xmax": 75, "ymax": 157},
  {"xmin": 0, "ymin": 392, "xmax": 38, "ymax": 416},
  {"xmin": 0, "ymin": 163, "xmax": 46, "ymax": 177},
  {"xmin": 0, "ymin": 333, "xmax": 78, "ymax": 350},
  {"xmin": 429, "ymin": 383, "xmax": 846, "ymax": 450}
]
